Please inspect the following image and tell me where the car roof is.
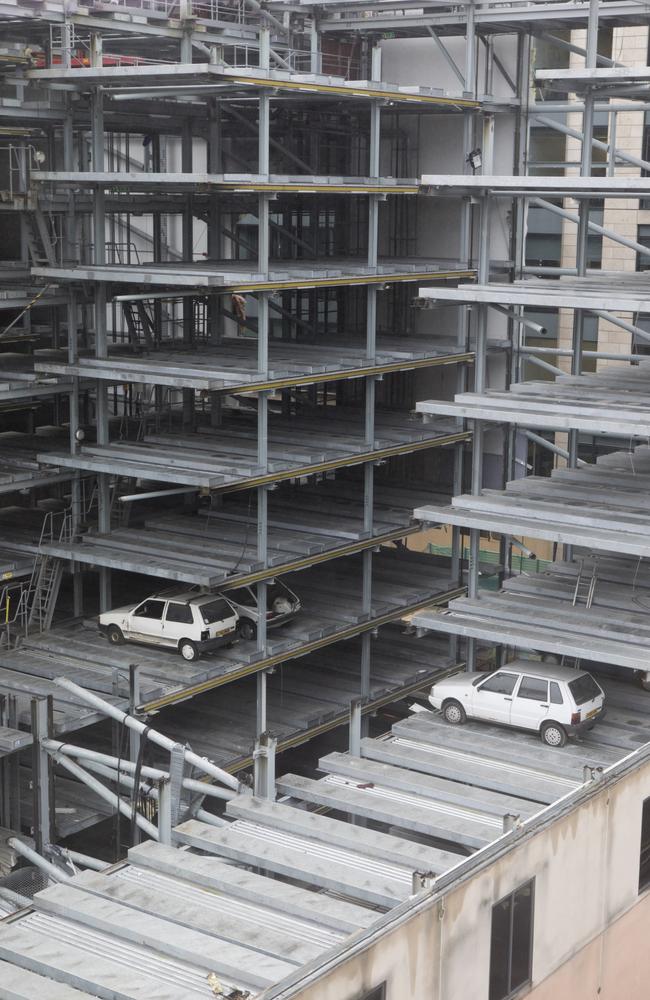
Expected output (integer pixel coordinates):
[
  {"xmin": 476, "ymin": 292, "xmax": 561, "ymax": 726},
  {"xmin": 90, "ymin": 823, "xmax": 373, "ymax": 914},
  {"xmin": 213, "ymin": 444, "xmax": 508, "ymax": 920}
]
[
  {"xmin": 497, "ymin": 661, "xmax": 591, "ymax": 683},
  {"xmin": 150, "ymin": 589, "xmax": 224, "ymax": 606}
]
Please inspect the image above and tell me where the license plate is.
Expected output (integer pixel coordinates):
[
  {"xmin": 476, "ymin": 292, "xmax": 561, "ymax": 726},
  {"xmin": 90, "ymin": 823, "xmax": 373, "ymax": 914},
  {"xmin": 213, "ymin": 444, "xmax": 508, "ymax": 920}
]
[
  {"xmin": 213, "ymin": 627, "xmax": 227, "ymax": 638},
  {"xmin": 587, "ymin": 707, "xmax": 600, "ymax": 719}
]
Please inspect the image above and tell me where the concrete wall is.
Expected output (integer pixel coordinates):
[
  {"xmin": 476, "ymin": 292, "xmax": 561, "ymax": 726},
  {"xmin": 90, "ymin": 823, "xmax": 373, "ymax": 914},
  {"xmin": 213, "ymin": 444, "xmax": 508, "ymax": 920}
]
[{"xmin": 269, "ymin": 753, "xmax": 650, "ymax": 1000}]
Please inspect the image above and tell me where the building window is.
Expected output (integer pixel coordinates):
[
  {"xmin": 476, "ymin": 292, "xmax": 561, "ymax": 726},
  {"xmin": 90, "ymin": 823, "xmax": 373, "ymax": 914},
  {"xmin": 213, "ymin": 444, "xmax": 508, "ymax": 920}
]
[
  {"xmin": 489, "ymin": 880, "xmax": 535, "ymax": 1000},
  {"xmin": 639, "ymin": 798, "xmax": 650, "ymax": 892},
  {"xmin": 637, "ymin": 225, "xmax": 650, "ymax": 271},
  {"xmin": 358, "ymin": 988, "xmax": 386, "ymax": 1000}
]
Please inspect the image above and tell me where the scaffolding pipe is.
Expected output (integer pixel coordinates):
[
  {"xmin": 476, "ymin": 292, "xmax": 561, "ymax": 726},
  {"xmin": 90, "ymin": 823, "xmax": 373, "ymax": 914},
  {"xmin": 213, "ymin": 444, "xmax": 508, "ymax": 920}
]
[
  {"xmin": 590, "ymin": 310, "xmax": 650, "ymax": 344},
  {"xmin": 533, "ymin": 114, "xmax": 650, "ymax": 174},
  {"xmin": 522, "ymin": 429, "xmax": 587, "ymax": 467},
  {"xmin": 492, "ymin": 304, "xmax": 547, "ymax": 335},
  {"xmin": 530, "ymin": 197, "xmax": 650, "ymax": 260},
  {"xmin": 54, "ymin": 677, "xmax": 241, "ymax": 792},
  {"xmin": 58, "ymin": 849, "xmax": 108, "ymax": 872},
  {"xmin": 51, "ymin": 751, "xmax": 159, "ymax": 840},
  {"xmin": 521, "ymin": 346, "xmax": 648, "ymax": 362},
  {"xmin": 525, "ymin": 353, "xmax": 567, "ymax": 377},
  {"xmin": 8, "ymin": 838, "xmax": 72, "ymax": 883}
]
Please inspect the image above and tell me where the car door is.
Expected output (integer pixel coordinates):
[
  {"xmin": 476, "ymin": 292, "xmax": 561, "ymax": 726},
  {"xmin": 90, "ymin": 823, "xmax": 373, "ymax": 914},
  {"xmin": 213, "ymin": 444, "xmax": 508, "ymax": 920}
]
[
  {"xmin": 163, "ymin": 601, "xmax": 195, "ymax": 647},
  {"xmin": 472, "ymin": 671, "xmax": 518, "ymax": 724},
  {"xmin": 128, "ymin": 599, "xmax": 167, "ymax": 643},
  {"xmin": 511, "ymin": 675, "xmax": 551, "ymax": 732}
]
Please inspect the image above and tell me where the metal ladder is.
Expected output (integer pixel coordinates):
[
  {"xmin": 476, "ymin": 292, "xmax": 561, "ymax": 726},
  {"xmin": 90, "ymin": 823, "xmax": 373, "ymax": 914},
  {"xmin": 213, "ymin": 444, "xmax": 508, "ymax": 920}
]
[
  {"xmin": 561, "ymin": 557, "xmax": 599, "ymax": 669},
  {"xmin": 26, "ymin": 510, "xmax": 71, "ymax": 633},
  {"xmin": 572, "ymin": 556, "xmax": 599, "ymax": 609}
]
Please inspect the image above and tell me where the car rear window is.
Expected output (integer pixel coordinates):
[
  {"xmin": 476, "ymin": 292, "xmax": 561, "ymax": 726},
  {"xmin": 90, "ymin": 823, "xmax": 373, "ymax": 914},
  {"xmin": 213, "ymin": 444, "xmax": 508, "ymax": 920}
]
[
  {"xmin": 199, "ymin": 599, "xmax": 233, "ymax": 624},
  {"xmin": 568, "ymin": 673, "xmax": 601, "ymax": 705}
]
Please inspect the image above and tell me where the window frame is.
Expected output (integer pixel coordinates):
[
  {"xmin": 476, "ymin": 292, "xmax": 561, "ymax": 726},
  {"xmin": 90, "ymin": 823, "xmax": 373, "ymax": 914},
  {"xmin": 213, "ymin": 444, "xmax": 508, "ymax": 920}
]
[
  {"xmin": 164, "ymin": 601, "xmax": 194, "ymax": 626},
  {"xmin": 132, "ymin": 599, "xmax": 166, "ymax": 621},
  {"xmin": 515, "ymin": 676, "xmax": 549, "ymax": 703},
  {"xmin": 477, "ymin": 672, "xmax": 518, "ymax": 696},
  {"xmin": 489, "ymin": 879, "xmax": 535, "ymax": 1000},
  {"xmin": 639, "ymin": 797, "xmax": 650, "ymax": 893}
]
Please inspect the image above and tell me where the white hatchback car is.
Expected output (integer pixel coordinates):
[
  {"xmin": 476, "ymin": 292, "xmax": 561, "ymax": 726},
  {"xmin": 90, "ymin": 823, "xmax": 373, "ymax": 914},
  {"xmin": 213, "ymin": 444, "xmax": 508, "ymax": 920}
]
[
  {"xmin": 429, "ymin": 662, "xmax": 605, "ymax": 747},
  {"xmin": 99, "ymin": 591, "xmax": 238, "ymax": 662}
]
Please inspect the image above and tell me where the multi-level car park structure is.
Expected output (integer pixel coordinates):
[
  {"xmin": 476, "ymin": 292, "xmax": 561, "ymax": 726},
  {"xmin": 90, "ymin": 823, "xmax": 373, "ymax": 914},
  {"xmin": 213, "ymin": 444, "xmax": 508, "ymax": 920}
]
[{"xmin": 3, "ymin": 0, "xmax": 650, "ymax": 997}]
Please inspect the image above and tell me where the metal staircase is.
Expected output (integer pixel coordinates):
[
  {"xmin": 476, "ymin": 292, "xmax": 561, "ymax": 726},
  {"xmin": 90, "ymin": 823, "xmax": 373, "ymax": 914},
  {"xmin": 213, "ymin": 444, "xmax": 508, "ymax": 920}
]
[
  {"xmin": 23, "ymin": 209, "xmax": 57, "ymax": 266},
  {"xmin": 26, "ymin": 510, "xmax": 72, "ymax": 634},
  {"xmin": 122, "ymin": 300, "xmax": 156, "ymax": 350}
]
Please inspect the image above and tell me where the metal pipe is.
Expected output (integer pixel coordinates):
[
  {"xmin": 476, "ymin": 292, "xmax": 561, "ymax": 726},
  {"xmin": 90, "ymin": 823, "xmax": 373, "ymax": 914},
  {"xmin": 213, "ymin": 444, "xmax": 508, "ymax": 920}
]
[
  {"xmin": 492, "ymin": 304, "xmax": 546, "ymax": 335},
  {"xmin": 590, "ymin": 309, "xmax": 650, "ymax": 345},
  {"xmin": 8, "ymin": 838, "xmax": 72, "ymax": 883},
  {"xmin": 531, "ymin": 196, "xmax": 650, "ymax": 260},
  {"xmin": 525, "ymin": 353, "xmax": 567, "ymax": 377},
  {"xmin": 522, "ymin": 429, "xmax": 587, "ymax": 467},
  {"xmin": 53, "ymin": 677, "xmax": 240, "ymax": 792},
  {"xmin": 118, "ymin": 487, "xmax": 198, "ymax": 502},
  {"xmin": 194, "ymin": 808, "xmax": 226, "ymax": 827},
  {"xmin": 533, "ymin": 114, "xmax": 650, "ymax": 174},
  {"xmin": 58, "ymin": 849, "xmax": 108, "ymax": 872},
  {"xmin": 522, "ymin": 346, "xmax": 648, "ymax": 362},
  {"xmin": 51, "ymin": 751, "xmax": 159, "ymax": 840},
  {"xmin": 539, "ymin": 32, "xmax": 617, "ymax": 68}
]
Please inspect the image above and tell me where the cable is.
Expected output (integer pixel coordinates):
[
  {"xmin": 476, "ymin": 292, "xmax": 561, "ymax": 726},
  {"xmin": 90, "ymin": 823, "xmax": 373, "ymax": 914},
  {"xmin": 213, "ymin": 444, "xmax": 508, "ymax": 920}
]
[
  {"xmin": 226, "ymin": 491, "xmax": 255, "ymax": 577},
  {"xmin": 130, "ymin": 724, "xmax": 151, "ymax": 844}
]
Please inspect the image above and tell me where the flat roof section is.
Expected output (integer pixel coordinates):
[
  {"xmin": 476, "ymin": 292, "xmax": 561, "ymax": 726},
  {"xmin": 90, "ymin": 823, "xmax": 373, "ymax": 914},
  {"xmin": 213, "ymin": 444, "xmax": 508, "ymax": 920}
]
[
  {"xmin": 25, "ymin": 62, "xmax": 478, "ymax": 108},
  {"xmin": 413, "ymin": 556, "xmax": 650, "ymax": 673},
  {"xmin": 12, "ymin": 548, "xmax": 462, "ymax": 713},
  {"xmin": 38, "ymin": 482, "xmax": 440, "ymax": 587},
  {"xmin": 415, "ymin": 445, "xmax": 650, "ymax": 560},
  {"xmin": 0, "ymin": 354, "xmax": 74, "ymax": 403},
  {"xmin": 36, "ymin": 337, "xmax": 474, "ymax": 395},
  {"xmin": 417, "ymin": 276, "xmax": 650, "ymax": 313},
  {"xmin": 39, "ymin": 412, "xmax": 469, "ymax": 490},
  {"xmin": 32, "ymin": 259, "xmax": 475, "ymax": 293},
  {"xmin": 32, "ymin": 172, "xmax": 420, "ymax": 195},
  {"xmin": 417, "ymin": 365, "xmax": 650, "ymax": 436},
  {"xmin": 536, "ymin": 65, "xmax": 650, "ymax": 93},
  {"xmin": 420, "ymin": 174, "xmax": 650, "ymax": 198},
  {"xmin": 1, "ymin": 669, "xmax": 647, "ymax": 998}
]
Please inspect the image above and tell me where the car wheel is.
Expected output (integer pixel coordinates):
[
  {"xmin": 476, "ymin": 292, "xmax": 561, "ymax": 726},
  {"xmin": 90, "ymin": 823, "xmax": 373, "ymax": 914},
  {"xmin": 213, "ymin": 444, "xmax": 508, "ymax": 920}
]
[
  {"xmin": 237, "ymin": 619, "xmax": 256, "ymax": 641},
  {"xmin": 107, "ymin": 625, "xmax": 124, "ymax": 645},
  {"xmin": 442, "ymin": 699, "xmax": 466, "ymax": 725},
  {"xmin": 541, "ymin": 722, "xmax": 567, "ymax": 748},
  {"xmin": 179, "ymin": 639, "xmax": 200, "ymax": 662}
]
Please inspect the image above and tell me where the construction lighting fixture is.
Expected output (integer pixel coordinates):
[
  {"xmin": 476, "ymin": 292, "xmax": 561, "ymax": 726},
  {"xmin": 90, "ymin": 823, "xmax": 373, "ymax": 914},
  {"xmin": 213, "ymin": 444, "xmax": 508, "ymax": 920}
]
[
  {"xmin": 467, "ymin": 147, "xmax": 482, "ymax": 173},
  {"xmin": 75, "ymin": 429, "xmax": 85, "ymax": 442}
]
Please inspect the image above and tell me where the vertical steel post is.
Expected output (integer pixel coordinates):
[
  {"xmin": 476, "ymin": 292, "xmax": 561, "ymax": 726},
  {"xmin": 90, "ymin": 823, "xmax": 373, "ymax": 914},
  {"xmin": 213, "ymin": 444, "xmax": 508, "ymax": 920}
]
[
  {"xmin": 31, "ymin": 698, "xmax": 53, "ymax": 853},
  {"xmin": 91, "ymin": 85, "xmax": 111, "ymax": 611},
  {"xmin": 349, "ymin": 697, "xmax": 362, "ymax": 757},
  {"xmin": 254, "ymin": 731, "xmax": 276, "ymax": 800},
  {"xmin": 466, "ymin": 195, "xmax": 490, "ymax": 670}
]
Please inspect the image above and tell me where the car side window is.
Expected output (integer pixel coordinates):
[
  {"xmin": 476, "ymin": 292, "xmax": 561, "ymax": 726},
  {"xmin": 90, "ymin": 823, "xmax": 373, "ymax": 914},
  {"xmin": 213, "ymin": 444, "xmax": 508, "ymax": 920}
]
[
  {"xmin": 478, "ymin": 672, "xmax": 518, "ymax": 695},
  {"xmin": 165, "ymin": 602, "xmax": 194, "ymax": 625},
  {"xmin": 517, "ymin": 677, "xmax": 549, "ymax": 702},
  {"xmin": 549, "ymin": 682, "xmax": 564, "ymax": 705},
  {"xmin": 133, "ymin": 599, "xmax": 165, "ymax": 620}
]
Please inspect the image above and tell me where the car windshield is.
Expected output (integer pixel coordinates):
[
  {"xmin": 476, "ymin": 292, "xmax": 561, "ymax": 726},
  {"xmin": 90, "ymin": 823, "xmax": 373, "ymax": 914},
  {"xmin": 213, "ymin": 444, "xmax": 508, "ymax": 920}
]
[
  {"xmin": 568, "ymin": 673, "xmax": 601, "ymax": 705},
  {"xmin": 199, "ymin": 599, "xmax": 232, "ymax": 624}
]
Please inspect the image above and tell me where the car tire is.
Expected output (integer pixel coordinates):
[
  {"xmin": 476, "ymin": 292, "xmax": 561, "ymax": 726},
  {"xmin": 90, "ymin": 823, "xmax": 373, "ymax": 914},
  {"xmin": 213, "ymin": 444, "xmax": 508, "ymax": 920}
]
[
  {"xmin": 179, "ymin": 639, "xmax": 200, "ymax": 662},
  {"xmin": 107, "ymin": 625, "xmax": 124, "ymax": 645},
  {"xmin": 541, "ymin": 722, "xmax": 567, "ymax": 748},
  {"xmin": 237, "ymin": 619, "xmax": 256, "ymax": 641},
  {"xmin": 442, "ymin": 699, "xmax": 466, "ymax": 725}
]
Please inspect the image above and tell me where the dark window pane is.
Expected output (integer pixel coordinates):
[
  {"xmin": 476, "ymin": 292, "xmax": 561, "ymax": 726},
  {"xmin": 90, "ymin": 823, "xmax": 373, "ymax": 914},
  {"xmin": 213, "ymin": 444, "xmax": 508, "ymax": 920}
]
[
  {"xmin": 517, "ymin": 677, "xmax": 549, "ymax": 702},
  {"xmin": 639, "ymin": 798, "xmax": 650, "ymax": 892},
  {"xmin": 133, "ymin": 599, "xmax": 165, "ymax": 620},
  {"xmin": 360, "ymin": 988, "xmax": 385, "ymax": 1000},
  {"xmin": 568, "ymin": 674, "xmax": 601, "ymax": 705},
  {"xmin": 200, "ymin": 599, "xmax": 232, "ymax": 624},
  {"xmin": 511, "ymin": 882, "xmax": 534, "ymax": 991},
  {"xmin": 549, "ymin": 682, "xmax": 564, "ymax": 705},
  {"xmin": 165, "ymin": 602, "xmax": 193, "ymax": 625},
  {"xmin": 479, "ymin": 673, "xmax": 518, "ymax": 695},
  {"xmin": 489, "ymin": 896, "xmax": 512, "ymax": 1000}
]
